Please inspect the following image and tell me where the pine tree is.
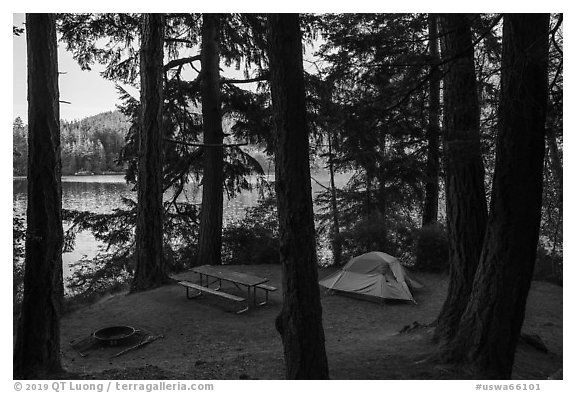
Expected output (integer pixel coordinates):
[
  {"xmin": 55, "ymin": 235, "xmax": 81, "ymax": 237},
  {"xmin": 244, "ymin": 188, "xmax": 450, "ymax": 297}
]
[
  {"xmin": 130, "ymin": 13, "xmax": 168, "ymax": 292},
  {"xmin": 196, "ymin": 14, "xmax": 225, "ymax": 267},
  {"xmin": 267, "ymin": 13, "xmax": 329, "ymax": 380},
  {"xmin": 433, "ymin": 13, "xmax": 488, "ymax": 343},
  {"xmin": 436, "ymin": 14, "xmax": 550, "ymax": 379},
  {"xmin": 14, "ymin": 13, "xmax": 64, "ymax": 379},
  {"xmin": 421, "ymin": 13, "xmax": 441, "ymax": 226}
]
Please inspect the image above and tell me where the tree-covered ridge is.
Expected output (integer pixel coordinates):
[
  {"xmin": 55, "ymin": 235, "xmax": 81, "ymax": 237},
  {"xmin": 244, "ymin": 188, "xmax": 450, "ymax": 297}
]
[{"xmin": 13, "ymin": 110, "xmax": 129, "ymax": 176}]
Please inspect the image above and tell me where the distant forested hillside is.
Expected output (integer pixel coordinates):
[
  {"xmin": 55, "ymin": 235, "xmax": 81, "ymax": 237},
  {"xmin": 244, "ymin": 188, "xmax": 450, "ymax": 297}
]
[{"xmin": 13, "ymin": 110, "xmax": 129, "ymax": 176}]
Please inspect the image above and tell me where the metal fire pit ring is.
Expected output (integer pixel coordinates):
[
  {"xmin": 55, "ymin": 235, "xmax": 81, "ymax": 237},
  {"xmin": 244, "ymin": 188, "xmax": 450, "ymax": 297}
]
[{"xmin": 93, "ymin": 326, "xmax": 136, "ymax": 346}]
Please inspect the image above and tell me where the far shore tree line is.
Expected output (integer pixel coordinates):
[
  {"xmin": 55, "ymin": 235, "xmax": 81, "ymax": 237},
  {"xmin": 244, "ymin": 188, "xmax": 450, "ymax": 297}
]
[
  {"xmin": 14, "ymin": 13, "xmax": 561, "ymax": 380},
  {"xmin": 13, "ymin": 111, "xmax": 129, "ymax": 176},
  {"xmin": 14, "ymin": 111, "xmax": 276, "ymax": 177}
]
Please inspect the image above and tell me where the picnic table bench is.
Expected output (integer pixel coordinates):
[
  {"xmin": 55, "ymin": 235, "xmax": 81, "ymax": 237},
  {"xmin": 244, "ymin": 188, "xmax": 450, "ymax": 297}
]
[{"xmin": 178, "ymin": 265, "xmax": 277, "ymax": 314}]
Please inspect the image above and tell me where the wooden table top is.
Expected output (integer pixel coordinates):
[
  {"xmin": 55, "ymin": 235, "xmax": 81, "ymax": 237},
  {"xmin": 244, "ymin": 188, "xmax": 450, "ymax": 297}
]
[{"xmin": 191, "ymin": 265, "xmax": 269, "ymax": 287}]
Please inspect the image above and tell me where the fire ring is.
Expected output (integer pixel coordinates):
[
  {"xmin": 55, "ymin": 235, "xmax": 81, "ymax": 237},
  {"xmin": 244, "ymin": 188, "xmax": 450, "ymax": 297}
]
[{"xmin": 93, "ymin": 326, "xmax": 136, "ymax": 346}]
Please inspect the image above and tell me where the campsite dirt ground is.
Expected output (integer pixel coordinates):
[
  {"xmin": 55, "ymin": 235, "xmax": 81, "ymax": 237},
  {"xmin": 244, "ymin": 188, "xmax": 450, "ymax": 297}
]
[{"xmin": 59, "ymin": 265, "xmax": 563, "ymax": 380}]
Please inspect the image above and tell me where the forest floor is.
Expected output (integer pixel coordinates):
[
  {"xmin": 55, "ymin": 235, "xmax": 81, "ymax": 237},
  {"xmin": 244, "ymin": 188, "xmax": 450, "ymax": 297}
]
[{"xmin": 59, "ymin": 264, "xmax": 563, "ymax": 380}]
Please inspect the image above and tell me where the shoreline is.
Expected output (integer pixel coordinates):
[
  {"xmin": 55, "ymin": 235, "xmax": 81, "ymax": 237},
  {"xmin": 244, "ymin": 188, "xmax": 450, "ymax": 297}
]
[{"xmin": 13, "ymin": 172, "xmax": 126, "ymax": 179}]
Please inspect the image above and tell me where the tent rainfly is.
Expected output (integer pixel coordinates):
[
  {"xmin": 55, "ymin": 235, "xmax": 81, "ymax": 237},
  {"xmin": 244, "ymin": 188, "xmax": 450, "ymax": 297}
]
[{"xmin": 319, "ymin": 251, "xmax": 423, "ymax": 303}]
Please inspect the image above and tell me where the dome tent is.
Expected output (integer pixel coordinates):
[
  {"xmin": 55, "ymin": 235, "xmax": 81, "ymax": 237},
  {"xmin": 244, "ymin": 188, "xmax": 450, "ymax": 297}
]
[{"xmin": 319, "ymin": 251, "xmax": 423, "ymax": 303}]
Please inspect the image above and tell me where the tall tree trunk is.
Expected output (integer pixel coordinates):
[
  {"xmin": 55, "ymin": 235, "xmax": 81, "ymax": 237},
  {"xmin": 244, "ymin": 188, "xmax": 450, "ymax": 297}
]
[
  {"xmin": 131, "ymin": 13, "xmax": 167, "ymax": 292},
  {"xmin": 422, "ymin": 13, "xmax": 441, "ymax": 226},
  {"xmin": 376, "ymin": 137, "xmax": 387, "ymax": 219},
  {"xmin": 196, "ymin": 14, "xmax": 225, "ymax": 267},
  {"xmin": 375, "ymin": 147, "xmax": 388, "ymax": 250},
  {"xmin": 438, "ymin": 14, "xmax": 550, "ymax": 379},
  {"xmin": 327, "ymin": 133, "xmax": 342, "ymax": 266},
  {"xmin": 267, "ymin": 13, "xmax": 330, "ymax": 380},
  {"xmin": 433, "ymin": 14, "xmax": 488, "ymax": 343},
  {"xmin": 14, "ymin": 13, "xmax": 64, "ymax": 378},
  {"xmin": 365, "ymin": 169, "xmax": 373, "ymax": 214}
]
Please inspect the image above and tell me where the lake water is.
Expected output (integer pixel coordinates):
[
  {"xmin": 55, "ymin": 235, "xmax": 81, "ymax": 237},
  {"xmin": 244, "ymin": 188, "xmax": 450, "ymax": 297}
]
[{"xmin": 13, "ymin": 172, "xmax": 349, "ymax": 278}]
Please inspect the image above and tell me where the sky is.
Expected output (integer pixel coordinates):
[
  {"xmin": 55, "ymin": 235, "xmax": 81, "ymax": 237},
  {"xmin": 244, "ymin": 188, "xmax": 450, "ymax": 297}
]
[
  {"xmin": 12, "ymin": 8, "xmax": 566, "ymax": 124},
  {"xmin": 11, "ymin": 12, "xmax": 308, "ymax": 124},
  {"xmin": 13, "ymin": 13, "xmax": 127, "ymax": 123}
]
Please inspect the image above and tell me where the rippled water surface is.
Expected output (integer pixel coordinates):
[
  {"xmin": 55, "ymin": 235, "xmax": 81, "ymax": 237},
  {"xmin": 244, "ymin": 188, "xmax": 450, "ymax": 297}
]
[{"xmin": 13, "ymin": 173, "xmax": 349, "ymax": 278}]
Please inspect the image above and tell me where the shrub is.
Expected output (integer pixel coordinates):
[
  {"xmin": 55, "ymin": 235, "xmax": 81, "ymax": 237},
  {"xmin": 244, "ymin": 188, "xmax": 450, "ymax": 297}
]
[
  {"xmin": 413, "ymin": 223, "xmax": 449, "ymax": 272},
  {"xmin": 222, "ymin": 195, "xmax": 280, "ymax": 265},
  {"xmin": 338, "ymin": 214, "xmax": 417, "ymax": 265},
  {"xmin": 62, "ymin": 199, "xmax": 198, "ymax": 297},
  {"xmin": 222, "ymin": 196, "xmax": 280, "ymax": 265},
  {"xmin": 222, "ymin": 226, "xmax": 279, "ymax": 265},
  {"xmin": 339, "ymin": 216, "xmax": 388, "ymax": 262},
  {"xmin": 13, "ymin": 213, "xmax": 26, "ymax": 313},
  {"xmin": 534, "ymin": 246, "xmax": 562, "ymax": 285}
]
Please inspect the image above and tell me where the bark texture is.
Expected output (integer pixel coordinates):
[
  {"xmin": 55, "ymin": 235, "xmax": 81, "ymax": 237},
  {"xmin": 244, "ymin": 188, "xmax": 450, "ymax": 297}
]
[
  {"xmin": 422, "ymin": 13, "xmax": 441, "ymax": 226},
  {"xmin": 196, "ymin": 14, "xmax": 225, "ymax": 267},
  {"xmin": 131, "ymin": 14, "xmax": 167, "ymax": 292},
  {"xmin": 433, "ymin": 14, "xmax": 488, "ymax": 343},
  {"xmin": 267, "ymin": 13, "xmax": 330, "ymax": 380},
  {"xmin": 14, "ymin": 13, "xmax": 64, "ymax": 379},
  {"xmin": 438, "ymin": 14, "xmax": 550, "ymax": 379}
]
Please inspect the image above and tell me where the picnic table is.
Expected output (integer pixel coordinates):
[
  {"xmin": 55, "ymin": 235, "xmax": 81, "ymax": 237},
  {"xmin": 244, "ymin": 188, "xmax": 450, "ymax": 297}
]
[{"xmin": 178, "ymin": 265, "xmax": 277, "ymax": 314}]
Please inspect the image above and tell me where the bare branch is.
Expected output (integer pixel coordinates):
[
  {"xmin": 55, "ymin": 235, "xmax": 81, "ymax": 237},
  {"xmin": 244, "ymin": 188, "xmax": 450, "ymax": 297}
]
[
  {"xmin": 549, "ymin": 14, "xmax": 563, "ymax": 38},
  {"xmin": 165, "ymin": 37, "xmax": 194, "ymax": 45},
  {"xmin": 220, "ymin": 73, "xmax": 269, "ymax": 85},
  {"xmin": 311, "ymin": 176, "xmax": 330, "ymax": 191},
  {"xmin": 164, "ymin": 55, "xmax": 202, "ymax": 71}
]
